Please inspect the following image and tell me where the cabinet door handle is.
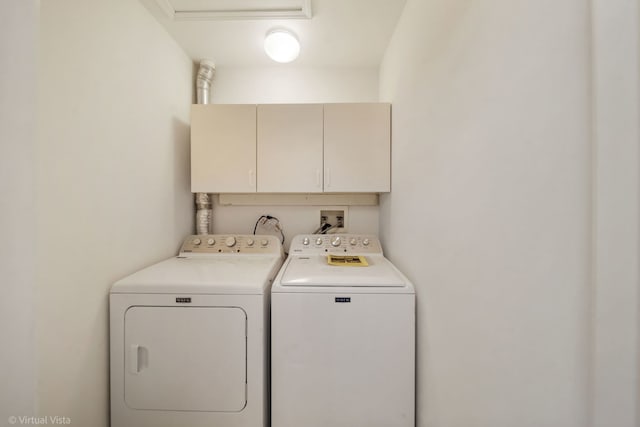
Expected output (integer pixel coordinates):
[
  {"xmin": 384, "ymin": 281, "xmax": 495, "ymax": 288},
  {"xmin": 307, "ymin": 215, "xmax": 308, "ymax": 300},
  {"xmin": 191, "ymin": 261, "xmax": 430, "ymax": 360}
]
[
  {"xmin": 249, "ymin": 170, "xmax": 255, "ymax": 188},
  {"xmin": 316, "ymin": 169, "xmax": 321, "ymax": 188},
  {"xmin": 325, "ymin": 168, "xmax": 331, "ymax": 188}
]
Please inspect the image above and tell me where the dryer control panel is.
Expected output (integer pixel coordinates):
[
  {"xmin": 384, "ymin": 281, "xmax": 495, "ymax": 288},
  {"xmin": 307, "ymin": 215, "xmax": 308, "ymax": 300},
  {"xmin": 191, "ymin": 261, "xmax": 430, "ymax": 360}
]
[
  {"xmin": 179, "ymin": 234, "xmax": 283, "ymax": 255},
  {"xmin": 289, "ymin": 234, "xmax": 383, "ymax": 255}
]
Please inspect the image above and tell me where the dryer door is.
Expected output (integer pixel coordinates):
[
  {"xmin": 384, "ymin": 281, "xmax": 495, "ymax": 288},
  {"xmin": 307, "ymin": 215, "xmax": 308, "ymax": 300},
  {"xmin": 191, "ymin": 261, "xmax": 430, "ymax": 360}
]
[{"xmin": 124, "ymin": 306, "xmax": 247, "ymax": 412}]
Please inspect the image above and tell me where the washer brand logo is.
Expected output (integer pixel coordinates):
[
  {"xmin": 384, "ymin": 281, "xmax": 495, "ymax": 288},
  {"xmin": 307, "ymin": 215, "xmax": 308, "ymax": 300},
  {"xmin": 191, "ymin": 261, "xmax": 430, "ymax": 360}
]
[
  {"xmin": 335, "ymin": 297, "xmax": 351, "ymax": 303},
  {"xmin": 176, "ymin": 297, "xmax": 192, "ymax": 303}
]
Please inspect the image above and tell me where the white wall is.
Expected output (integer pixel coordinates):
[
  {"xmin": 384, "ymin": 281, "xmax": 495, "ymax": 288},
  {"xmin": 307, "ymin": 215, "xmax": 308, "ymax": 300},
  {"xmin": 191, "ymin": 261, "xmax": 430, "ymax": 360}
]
[
  {"xmin": 37, "ymin": 1, "xmax": 194, "ymax": 425},
  {"xmin": 208, "ymin": 66, "xmax": 380, "ymax": 248},
  {"xmin": 591, "ymin": 0, "xmax": 640, "ymax": 425},
  {"xmin": 211, "ymin": 196, "xmax": 378, "ymax": 249},
  {"xmin": 380, "ymin": 1, "xmax": 592, "ymax": 426},
  {"xmin": 211, "ymin": 66, "xmax": 379, "ymax": 104},
  {"xmin": 0, "ymin": 0, "xmax": 38, "ymax": 423}
]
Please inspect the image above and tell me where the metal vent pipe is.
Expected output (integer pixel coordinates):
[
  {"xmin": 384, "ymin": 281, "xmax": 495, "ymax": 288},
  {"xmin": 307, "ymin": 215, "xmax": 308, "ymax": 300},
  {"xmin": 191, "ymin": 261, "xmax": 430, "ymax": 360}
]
[
  {"xmin": 196, "ymin": 59, "xmax": 215, "ymax": 104},
  {"xmin": 195, "ymin": 60, "xmax": 215, "ymax": 235}
]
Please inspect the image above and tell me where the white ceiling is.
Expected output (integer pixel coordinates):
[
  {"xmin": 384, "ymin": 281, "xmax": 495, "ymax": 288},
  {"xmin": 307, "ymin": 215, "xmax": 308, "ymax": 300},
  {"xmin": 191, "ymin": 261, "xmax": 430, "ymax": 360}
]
[{"xmin": 140, "ymin": 0, "xmax": 407, "ymax": 67}]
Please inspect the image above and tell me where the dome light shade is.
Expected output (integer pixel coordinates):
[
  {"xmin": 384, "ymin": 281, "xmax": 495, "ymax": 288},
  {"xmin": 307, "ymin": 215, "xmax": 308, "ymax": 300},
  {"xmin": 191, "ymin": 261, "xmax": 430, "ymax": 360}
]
[{"xmin": 264, "ymin": 29, "xmax": 300, "ymax": 63}]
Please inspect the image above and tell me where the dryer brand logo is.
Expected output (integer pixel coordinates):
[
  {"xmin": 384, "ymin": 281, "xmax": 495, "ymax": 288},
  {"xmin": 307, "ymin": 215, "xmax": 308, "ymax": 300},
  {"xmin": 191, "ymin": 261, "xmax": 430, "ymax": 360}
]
[
  {"xmin": 335, "ymin": 297, "xmax": 351, "ymax": 303},
  {"xmin": 176, "ymin": 297, "xmax": 192, "ymax": 303}
]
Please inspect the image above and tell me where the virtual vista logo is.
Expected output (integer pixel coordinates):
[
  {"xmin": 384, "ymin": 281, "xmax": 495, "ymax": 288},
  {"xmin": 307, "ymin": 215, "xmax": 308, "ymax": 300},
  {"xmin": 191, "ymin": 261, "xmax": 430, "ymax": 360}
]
[{"xmin": 7, "ymin": 416, "xmax": 71, "ymax": 425}]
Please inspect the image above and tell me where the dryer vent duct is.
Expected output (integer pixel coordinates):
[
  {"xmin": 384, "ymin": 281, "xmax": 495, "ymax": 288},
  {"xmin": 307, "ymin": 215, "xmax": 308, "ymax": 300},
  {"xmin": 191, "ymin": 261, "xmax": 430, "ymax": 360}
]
[
  {"xmin": 195, "ymin": 192, "xmax": 213, "ymax": 235},
  {"xmin": 196, "ymin": 59, "xmax": 215, "ymax": 104},
  {"xmin": 195, "ymin": 59, "xmax": 216, "ymax": 235}
]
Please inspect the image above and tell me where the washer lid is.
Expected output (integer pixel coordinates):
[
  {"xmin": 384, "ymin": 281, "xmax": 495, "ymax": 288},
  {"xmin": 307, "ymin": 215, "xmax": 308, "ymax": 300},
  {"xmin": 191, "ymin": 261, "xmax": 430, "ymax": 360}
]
[
  {"xmin": 280, "ymin": 255, "xmax": 406, "ymax": 287},
  {"xmin": 111, "ymin": 255, "xmax": 282, "ymax": 294}
]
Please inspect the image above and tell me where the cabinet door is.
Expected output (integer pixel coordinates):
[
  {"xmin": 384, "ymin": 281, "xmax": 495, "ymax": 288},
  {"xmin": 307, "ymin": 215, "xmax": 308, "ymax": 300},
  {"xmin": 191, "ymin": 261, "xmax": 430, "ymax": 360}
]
[
  {"xmin": 323, "ymin": 103, "xmax": 391, "ymax": 192},
  {"xmin": 257, "ymin": 104, "xmax": 323, "ymax": 193},
  {"xmin": 191, "ymin": 104, "xmax": 256, "ymax": 193}
]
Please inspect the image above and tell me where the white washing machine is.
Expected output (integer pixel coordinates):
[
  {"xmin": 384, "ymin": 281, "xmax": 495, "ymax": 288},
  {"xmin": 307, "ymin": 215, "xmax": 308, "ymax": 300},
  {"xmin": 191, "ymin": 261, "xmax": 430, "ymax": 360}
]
[
  {"xmin": 110, "ymin": 234, "xmax": 283, "ymax": 427},
  {"xmin": 271, "ymin": 234, "xmax": 415, "ymax": 427}
]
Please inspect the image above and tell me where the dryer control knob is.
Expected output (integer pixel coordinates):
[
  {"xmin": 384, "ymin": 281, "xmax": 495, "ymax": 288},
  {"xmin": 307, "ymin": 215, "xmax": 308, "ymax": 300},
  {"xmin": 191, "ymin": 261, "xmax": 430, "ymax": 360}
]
[
  {"xmin": 315, "ymin": 237, "xmax": 323, "ymax": 246},
  {"xmin": 225, "ymin": 236, "xmax": 237, "ymax": 247},
  {"xmin": 331, "ymin": 236, "xmax": 342, "ymax": 247},
  {"xmin": 246, "ymin": 238, "xmax": 255, "ymax": 246},
  {"xmin": 302, "ymin": 237, "xmax": 310, "ymax": 246},
  {"xmin": 193, "ymin": 238, "xmax": 202, "ymax": 245},
  {"xmin": 261, "ymin": 239, "xmax": 269, "ymax": 247},
  {"xmin": 363, "ymin": 238, "xmax": 370, "ymax": 246},
  {"xmin": 207, "ymin": 238, "xmax": 215, "ymax": 246},
  {"xmin": 350, "ymin": 238, "xmax": 357, "ymax": 246}
]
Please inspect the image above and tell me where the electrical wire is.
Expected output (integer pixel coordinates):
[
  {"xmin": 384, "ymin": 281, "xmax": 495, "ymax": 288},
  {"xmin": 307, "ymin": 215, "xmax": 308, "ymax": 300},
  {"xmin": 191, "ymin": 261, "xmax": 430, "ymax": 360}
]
[
  {"xmin": 321, "ymin": 224, "xmax": 338, "ymax": 234},
  {"xmin": 312, "ymin": 221, "xmax": 334, "ymax": 234},
  {"xmin": 253, "ymin": 215, "xmax": 285, "ymax": 244}
]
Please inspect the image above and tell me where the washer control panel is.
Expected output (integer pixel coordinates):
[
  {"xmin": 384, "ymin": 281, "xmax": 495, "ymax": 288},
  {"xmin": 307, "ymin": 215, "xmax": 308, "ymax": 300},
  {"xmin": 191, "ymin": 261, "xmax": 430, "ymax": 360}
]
[
  {"xmin": 179, "ymin": 234, "xmax": 282, "ymax": 255},
  {"xmin": 290, "ymin": 234, "xmax": 383, "ymax": 254}
]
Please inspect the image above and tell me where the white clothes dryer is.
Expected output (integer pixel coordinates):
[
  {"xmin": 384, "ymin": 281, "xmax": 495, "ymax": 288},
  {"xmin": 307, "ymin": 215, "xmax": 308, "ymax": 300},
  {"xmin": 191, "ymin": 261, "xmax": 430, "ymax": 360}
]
[
  {"xmin": 271, "ymin": 234, "xmax": 415, "ymax": 427},
  {"xmin": 110, "ymin": 234, "xmax": 283, "ymax": 427}
]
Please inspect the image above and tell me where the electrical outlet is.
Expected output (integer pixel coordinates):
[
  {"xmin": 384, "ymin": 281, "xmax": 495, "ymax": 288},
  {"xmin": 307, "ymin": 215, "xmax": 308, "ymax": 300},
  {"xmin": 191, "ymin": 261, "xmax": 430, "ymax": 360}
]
[{"xmin": 319, "ymin": 208, "xmax": 348, "ymax": 233}]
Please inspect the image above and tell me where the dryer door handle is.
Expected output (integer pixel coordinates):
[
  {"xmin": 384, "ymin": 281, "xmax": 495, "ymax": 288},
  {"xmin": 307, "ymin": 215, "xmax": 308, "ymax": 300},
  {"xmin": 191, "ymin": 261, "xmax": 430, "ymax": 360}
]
[{"xmin": 129, "ymin": 344, "xmax": 145, "ymax": 374}]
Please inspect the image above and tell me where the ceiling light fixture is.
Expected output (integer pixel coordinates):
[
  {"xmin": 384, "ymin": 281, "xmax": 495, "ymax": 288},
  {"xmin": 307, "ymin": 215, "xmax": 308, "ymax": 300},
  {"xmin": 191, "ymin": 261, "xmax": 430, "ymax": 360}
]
[{"xmin": 264, "ymin": 29, "xmax": 300, "ymax": 63}]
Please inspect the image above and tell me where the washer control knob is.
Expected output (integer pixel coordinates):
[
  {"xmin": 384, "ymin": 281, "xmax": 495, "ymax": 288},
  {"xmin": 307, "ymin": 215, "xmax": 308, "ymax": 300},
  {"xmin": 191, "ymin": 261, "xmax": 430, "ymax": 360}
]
[
  {"xmin": 350, "ymin": 238, "xmax": 357, "ymax": 246},
  {"xmin": 225, "ymin": 236, "xmax": 237, "ymax": 247},
  {"xmin": 246, "ymin": 238, "xmax": 255, "ymax": 246},
  {"xmin": 261, "ymin": 239, "xmax": 269, "ymax": 247},
  {"xmin": 302, "ymin": 237, "xmax": 310, "ymax": 246},
  {"xmin": 207, "ymin": 238, "xmax": 215, "ymax": 246},
  {"xmin": 193, "ymin": 238, "xmax": 202, "ymax": 246},
  {"xmin": 363, "ymin": 238, "xmax": 370, "ymax": 246},
  {"xmin": 315, "ymin": 237, "xmax": 323, "ymax": 246},
  {"xmin": 331, "ymin": 236, "xmax": 342, "ymax": 247}
]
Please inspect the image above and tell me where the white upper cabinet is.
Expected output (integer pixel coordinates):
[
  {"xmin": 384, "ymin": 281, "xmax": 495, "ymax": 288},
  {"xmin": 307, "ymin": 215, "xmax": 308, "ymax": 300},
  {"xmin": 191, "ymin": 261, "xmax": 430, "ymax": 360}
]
[
  {"xmin": 190, "ymin": 103, "xmax": 391, "ymax": 193},
  {"xmin": 323, "ymin": 103, "xmax": 391, "ymax": 193},
  {"xmin": 191, "ymin": 104, "xmax": 256, "ymax": 193},
  {"xmin": 257, "ymin": 104, "xmax": 323, "ymax": 193}
]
